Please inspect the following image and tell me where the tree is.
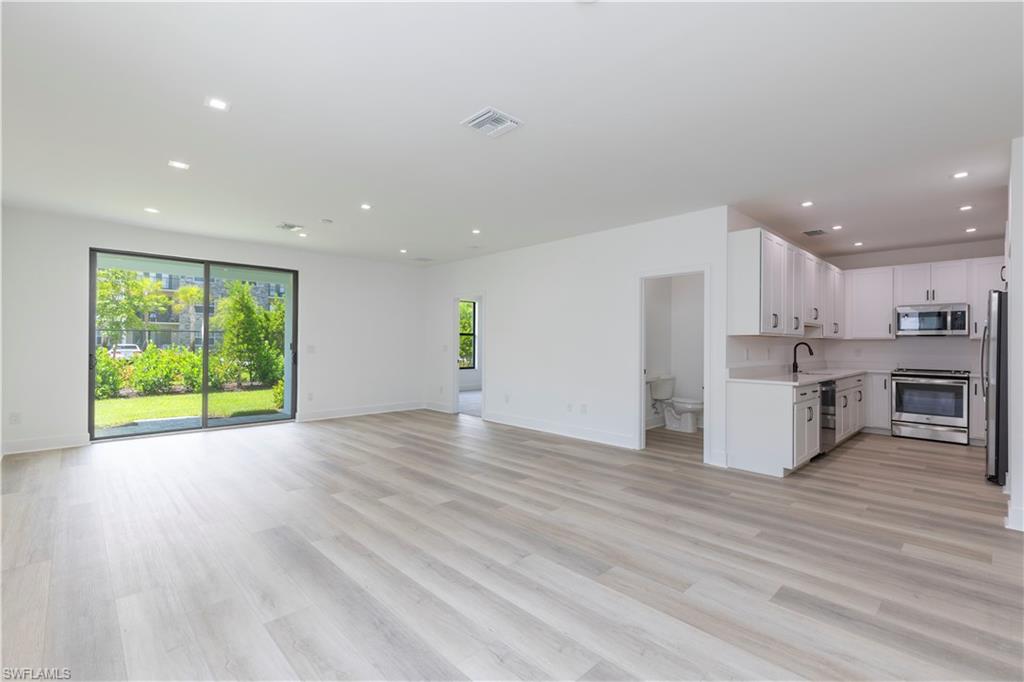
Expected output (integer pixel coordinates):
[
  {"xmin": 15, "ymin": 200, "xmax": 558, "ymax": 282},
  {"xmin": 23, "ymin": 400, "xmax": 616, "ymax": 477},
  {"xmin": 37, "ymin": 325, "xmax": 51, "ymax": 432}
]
[
  {"xmin": 95, "ymin": 268, "xmax": 168, "ymax": 346},
  {"xmin": 172, "ymin": 284, "xmax": 204, "ymax": 349},
  {"xmin": 212, "ymin": 281, "xmax": 280, "ymax": 386}
]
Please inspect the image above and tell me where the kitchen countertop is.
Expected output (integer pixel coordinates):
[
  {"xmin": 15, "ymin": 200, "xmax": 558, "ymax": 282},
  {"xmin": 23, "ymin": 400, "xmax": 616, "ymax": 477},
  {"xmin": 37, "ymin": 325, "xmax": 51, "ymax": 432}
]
[{"xmin": 727, "ymin": 367, "xmax": 892, "ymax": 387}]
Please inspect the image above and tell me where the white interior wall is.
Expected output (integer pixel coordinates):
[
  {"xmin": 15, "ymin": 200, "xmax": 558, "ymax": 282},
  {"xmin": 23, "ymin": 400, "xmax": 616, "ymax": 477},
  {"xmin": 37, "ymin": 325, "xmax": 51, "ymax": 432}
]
[
  {"xmin": 420, "ymin": 206, "xmax": 729, "ymax": 462},
  {"xmin": 669, "ymin": 273, "xmax": 705, "ymax": 403},
  {"xmin": 1, "ymin": 206, "xmax": 425, "ymax": 454},
  {"xmin": 824, "ymin": 338, "xmax": 983, "ymax": 374},
  {"xmin": 1006, "ymin": 137, "xmax": 1023, "ymax": 531},
  {"xmin": 643, "ymin": 278, "xmax": 672, "ymax": 428},
  {"xmin": 827, "ymin": 239, "xmax": 1005, "ymax": 270},
  {"xmin": 727, "ymin": 336, "xmax": 827, "ymax": 377}
]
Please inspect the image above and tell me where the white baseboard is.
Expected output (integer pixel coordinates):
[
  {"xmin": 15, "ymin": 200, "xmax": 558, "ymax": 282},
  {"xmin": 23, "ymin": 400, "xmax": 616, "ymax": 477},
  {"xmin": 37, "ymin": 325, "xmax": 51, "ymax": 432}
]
[
  {"xmin": 297, "ymin": 402, "xmax": 426, "ymax": 423},
  {"xmin": 422, "ymin": 401, "xmax": 455, "ymax": 413},
  {"xmin": 484, "ymin": 411, "xmax": 635, "ymax": 449},
  {"xmin": 1006, "ymin": 505, "xmax": 1024, "ymax": 532},
  {"xmin": 3, "ymin": 432, "xmax": 90, "ymax": 456}
]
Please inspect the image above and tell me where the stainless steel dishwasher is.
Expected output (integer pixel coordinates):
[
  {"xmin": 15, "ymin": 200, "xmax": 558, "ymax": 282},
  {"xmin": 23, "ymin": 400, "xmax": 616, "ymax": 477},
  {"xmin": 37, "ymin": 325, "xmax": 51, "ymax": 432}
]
[{"xmin": 820, "ymin": 381, "xmax": 837, "ymax": 453}]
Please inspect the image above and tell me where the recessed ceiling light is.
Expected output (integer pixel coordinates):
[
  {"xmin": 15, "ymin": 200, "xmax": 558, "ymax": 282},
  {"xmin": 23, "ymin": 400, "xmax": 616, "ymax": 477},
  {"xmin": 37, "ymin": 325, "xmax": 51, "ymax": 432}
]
[
  {"xmin": 298, "ymin": 232, "xmax": 308, "ymax": 238},
  {"xmin": 854, "ymin": 242, "xmax": 864, "ymax": 247},
  {"xmin": 472, "ymin": 229, "xmax": 481, "ymax": 234},
  {"xmin": 168, "ymin": 160, "xmax": 190, "ymax": 170},
  {"xmin": 361, "ymin": 203, "xmax": 372, "ymax": 211},
  {"xmin": 399, "ymin": 249, "xmax": 407, "ymax": 254},
  {"xmin": 204, "ymin": 96, "xmax": 230, "ymax": 111},
  {"xmin": 953, "ymin": 171, "xmax": 969, "ymax": 179},
  {"xmin": 831, "ymin": 225, "xmax": 842, "ymax": 230},
  {"xmin": 801, "ymin": 201, "xmax": 814, "ymax": 207},
  {"xmin": 143, "ymin": 207, "xmax": 160, "ymax": 214},
  {"xmin": 960, "ymin": 205, "xmax": 973, "ymax": 211},
  {"xmin": 965, "ymin": 227, "xmax": 977, "ymax": 233}
]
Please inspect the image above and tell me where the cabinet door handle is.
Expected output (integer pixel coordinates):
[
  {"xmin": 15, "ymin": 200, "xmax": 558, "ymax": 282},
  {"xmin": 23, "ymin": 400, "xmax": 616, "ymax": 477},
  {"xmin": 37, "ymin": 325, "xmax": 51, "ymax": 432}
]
[
  {"xmin": 888, "ymin": 322, "xmax": 892, "ymax": 335},
  {"xmin": 794, "ymin": 316, "xmax": 800, "ymax": 330},
  {"xmin": 772, "ymin": 313, "xmax": 779, "ymax": 328},
  {"xmin": 932, "ymin": 288, "xmax": 936, "ymax": 301},
  {"xmin": 842, "ymin": 396, "xmax": 848, "ymax": 408},
  {"xmin": 813, "ymin": 307, "xmax": 819, "ymax": 320},
  {"xmin": 807, "ymin": 406, "xmax": 813, "ymax": 422},
  {"xmin": 857, "ymin": 390, "xmax": 863, "ymax": 402},
  {"xmin": 1000, "ymin": 265, "xmax": 1006, "ymax": 282},
  {"xmin": 883, "ymin": 378, "xmax": 887, "ymax": 390},
  {"xmin": 974, "ymin": 383, "xmax": 978, "ymax": 396},
  {"xmin": 974, "ymin": 321, "xmax": 978, "ymax": 334},
  {"xmin": 925, "ymin": 288, "xmax": 929, "ymax": 301}
]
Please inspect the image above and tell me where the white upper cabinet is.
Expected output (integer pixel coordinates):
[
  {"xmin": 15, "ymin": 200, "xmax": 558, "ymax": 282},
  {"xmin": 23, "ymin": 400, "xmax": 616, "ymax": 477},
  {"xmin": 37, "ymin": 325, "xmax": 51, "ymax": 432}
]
[
  {"xmin": 894, "ymin": 260, "xmax": 969, "ymax": 305},
  {"xmin": 845, "ymin": 266, "xmax": 895, "ymax": 339},
  {"xmin": 969, "ymin": 256, "xmax": 1006, "ymax": 338},
  {"xmin": 930, "ymin": 260, "xmax": 969, "ymax": 304},
  {"xmin": 784, "ymin": 243, "xmax": 804, "ymax": 336},
  {"xmin": 728, "ymin": 228, "xmax": 811, "ymax": 337},
  {"xmin": 760, "ymin": 231, "xmax": 787, "ymax": 333},
  {"xmin": 821, "ymin": 263, "xmax": 844, "ymax": 338},
  {"xmin": 803, "ymin": 252, "xmax": 822, "ymax": 325},
  {"xmin": 894, "ymin": 263, "xmax": 932, "ymax": 305}
]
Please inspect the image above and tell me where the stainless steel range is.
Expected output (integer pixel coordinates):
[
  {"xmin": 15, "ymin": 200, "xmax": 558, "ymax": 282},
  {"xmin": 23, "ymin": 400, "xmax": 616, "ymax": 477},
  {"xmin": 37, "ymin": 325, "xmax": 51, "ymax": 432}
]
[{"xmin": 891, "ymin": 368, "xmax": 970, "ymax": 444}]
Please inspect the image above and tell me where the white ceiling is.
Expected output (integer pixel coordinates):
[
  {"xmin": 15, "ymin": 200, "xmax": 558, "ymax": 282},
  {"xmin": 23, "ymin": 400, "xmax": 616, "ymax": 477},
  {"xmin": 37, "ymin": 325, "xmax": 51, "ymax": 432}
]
[{"xmin": 3, "ymin": 2, "xmax": 1021, "ymax": 264}]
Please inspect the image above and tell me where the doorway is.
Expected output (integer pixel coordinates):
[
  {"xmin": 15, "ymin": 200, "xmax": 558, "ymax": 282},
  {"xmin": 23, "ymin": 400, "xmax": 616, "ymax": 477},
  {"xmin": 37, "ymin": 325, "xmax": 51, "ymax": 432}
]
[
  {"xmin": 456, "ymin": 298, "xmax": 482, "ymax": 416},
  {"xmin": 639, "ymin": 270, "xmax": 708, "ymax": 459},
  {"xmin": 89, "ymin": 249, "xmax": 297, "ymax": 440}
]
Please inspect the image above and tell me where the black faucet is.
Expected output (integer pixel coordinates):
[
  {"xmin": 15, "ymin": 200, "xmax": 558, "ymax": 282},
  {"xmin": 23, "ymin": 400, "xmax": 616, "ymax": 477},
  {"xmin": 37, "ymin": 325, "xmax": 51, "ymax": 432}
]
[{"xmin": 792, "ymin": 342, "xmax": 814, "ymax": 374}]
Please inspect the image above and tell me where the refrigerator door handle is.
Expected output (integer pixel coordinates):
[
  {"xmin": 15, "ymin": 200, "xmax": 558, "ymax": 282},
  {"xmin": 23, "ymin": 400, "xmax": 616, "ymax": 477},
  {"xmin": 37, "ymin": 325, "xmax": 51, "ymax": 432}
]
[{"xmin": 980, "ymin": 323, "xmax": 990, "ymax": 397}]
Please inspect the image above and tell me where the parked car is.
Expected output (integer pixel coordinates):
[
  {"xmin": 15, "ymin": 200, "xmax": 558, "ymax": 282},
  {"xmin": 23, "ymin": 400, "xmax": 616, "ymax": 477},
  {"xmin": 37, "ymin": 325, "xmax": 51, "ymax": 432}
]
[{"xmin": 109, "ymin": 343, "xmax": 142, "ymax": 359}]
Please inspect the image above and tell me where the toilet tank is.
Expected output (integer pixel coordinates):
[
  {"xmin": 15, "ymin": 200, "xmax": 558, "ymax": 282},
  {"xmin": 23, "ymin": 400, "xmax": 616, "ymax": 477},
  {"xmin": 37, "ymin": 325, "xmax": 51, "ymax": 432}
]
[{"xmin": 648, "ymin": 376, "xmax": 675, "ymax": 400}]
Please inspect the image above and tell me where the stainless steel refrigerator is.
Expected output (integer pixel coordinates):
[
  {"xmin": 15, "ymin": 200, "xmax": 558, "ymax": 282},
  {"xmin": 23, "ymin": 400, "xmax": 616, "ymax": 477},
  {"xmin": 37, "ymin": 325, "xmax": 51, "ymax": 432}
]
[{"xmin": 984, "ymin": 290, "xmax": 1008, "ymax": 485}]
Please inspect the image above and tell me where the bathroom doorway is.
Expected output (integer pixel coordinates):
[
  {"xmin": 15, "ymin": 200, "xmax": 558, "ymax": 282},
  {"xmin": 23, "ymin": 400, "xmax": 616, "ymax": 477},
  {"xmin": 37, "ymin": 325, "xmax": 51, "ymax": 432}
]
[
  {"xmin": 640, "ymin": 271, "xmax": 706, "ymax": 458},
  {"xmin": 456, "ymin": 297, "xmax": 482, "ymax": 417}
]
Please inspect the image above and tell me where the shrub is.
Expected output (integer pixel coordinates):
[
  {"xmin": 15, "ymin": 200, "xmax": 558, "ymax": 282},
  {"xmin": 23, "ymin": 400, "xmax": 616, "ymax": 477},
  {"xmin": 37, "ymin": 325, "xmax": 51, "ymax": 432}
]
[
  {"xmin": 272, "ymin": 379, "xmax": 285, "ymax": 410},
  {"xmin": 177, "ymin": 347, "xmax": 203, "ymax": 393},
  {"xmin": 207, "ymin": 352, "xmax": 239, "ymax": 390},
  {"xmin": 131, "ymin": 344, "xmax": 177, "ymax": 394},
  {"xmin": 94, "ymin": 350, "xmax": 123, "ymax": 399}
]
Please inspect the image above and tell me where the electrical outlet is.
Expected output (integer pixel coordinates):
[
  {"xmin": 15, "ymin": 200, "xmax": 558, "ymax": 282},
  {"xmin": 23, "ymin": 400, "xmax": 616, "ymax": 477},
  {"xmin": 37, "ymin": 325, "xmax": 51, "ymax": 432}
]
[
  {"xmin": 306, "ymin": 392, "xmax": 313, "ymax": 402},
  {"xmin": 8, "ymin": 412, "xmax": 21, "ymax": 425}
]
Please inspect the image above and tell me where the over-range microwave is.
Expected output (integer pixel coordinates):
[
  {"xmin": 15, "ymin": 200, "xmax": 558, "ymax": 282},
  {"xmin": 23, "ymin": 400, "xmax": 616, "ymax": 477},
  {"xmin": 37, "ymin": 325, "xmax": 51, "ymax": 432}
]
[{"xmin": 894, "ymin": 303, "xmax": 969, "ymax": 336}]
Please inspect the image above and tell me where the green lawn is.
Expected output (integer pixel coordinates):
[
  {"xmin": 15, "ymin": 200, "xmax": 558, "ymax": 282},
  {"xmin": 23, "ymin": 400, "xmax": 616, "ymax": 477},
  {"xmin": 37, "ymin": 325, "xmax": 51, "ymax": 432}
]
[{"xmin": 94, "ymin": 389, "xmax": 279, "ymax": 428}]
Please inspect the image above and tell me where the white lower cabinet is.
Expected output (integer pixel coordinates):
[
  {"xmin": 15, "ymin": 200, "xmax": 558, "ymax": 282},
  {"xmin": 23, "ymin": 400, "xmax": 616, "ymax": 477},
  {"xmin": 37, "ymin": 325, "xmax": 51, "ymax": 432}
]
[
  {"xmin": 793, "ymin": 397, "xmax": 821, "ymax": 467},
  {"xmin": 865, "ymin": 373, "xmax": 891, "ymax": 430},
  {"xmin": 969, "ymin": 377, "xmax": 987, "ymax": 444},
  {"xmin": 835, "ymin": 374, "xmax": 866, "ymax": 444}
]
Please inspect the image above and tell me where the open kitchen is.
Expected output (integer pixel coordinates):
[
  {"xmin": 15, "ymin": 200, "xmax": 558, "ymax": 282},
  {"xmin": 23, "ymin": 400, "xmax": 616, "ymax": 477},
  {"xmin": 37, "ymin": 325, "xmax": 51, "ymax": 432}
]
[{"xmin": 724, "ymin": 225, "xmax": 1009, "ymax": 487}]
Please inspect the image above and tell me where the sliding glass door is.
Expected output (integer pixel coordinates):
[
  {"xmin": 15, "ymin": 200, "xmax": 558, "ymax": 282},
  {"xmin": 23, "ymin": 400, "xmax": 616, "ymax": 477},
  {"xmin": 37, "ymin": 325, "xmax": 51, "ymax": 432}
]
[
  {"xmin": 207, "ymin": 264, "xmax": 295, "ymax": 428},
  {"xmin": 89, "ymin": 250, "xmax": 297, "ymax": 440}
]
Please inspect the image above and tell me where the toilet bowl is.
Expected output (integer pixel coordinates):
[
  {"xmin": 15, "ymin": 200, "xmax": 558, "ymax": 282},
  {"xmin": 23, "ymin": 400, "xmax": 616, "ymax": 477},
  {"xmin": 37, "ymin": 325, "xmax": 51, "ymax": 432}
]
[
  {"xmin": 663, "ymin": 397, "xmax": 703, "ymax": 433},
  {"xmin": 647, "ymin": 376, "xmax": 703, "ymax": 433}
]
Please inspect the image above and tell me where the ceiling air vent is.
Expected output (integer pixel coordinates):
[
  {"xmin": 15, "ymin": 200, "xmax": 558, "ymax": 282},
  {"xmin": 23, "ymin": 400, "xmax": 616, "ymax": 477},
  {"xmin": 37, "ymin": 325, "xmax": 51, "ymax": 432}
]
[
  {"xmin": 413, "ymin": 257, "xmax": 434, "ymax": 263},
  {"xmin": 802, "ymin": 229, "xmax": 826, "ymax": 237},
  {"xmin": 277, "ymin": 222, "xmax": 304, "ymax": 232},
  {"xmin": 461, "ymin": 107, "xmax": 521, "ymax": 138}
]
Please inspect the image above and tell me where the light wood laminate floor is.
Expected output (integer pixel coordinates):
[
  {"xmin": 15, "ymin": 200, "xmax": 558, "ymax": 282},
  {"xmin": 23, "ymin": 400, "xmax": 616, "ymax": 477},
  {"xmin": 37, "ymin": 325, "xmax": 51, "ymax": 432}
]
[{"xmin": 3, "ymin": 412, "xmax": 1022, "ymax": 680}]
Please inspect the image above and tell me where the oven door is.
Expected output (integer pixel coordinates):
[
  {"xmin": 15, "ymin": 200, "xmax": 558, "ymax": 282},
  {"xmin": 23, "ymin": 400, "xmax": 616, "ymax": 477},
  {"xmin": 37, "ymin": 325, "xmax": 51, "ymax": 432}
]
[{"xmin": 891, "ymin": 377, "xmax": 968, "ymax": 428}]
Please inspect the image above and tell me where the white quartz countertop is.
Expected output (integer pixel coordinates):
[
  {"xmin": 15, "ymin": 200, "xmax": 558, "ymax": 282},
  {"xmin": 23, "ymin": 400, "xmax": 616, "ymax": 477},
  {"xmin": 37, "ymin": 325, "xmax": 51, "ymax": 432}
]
[{"xmin": 727, "ymin": 367, "xmax": 892, "ymax": 387}]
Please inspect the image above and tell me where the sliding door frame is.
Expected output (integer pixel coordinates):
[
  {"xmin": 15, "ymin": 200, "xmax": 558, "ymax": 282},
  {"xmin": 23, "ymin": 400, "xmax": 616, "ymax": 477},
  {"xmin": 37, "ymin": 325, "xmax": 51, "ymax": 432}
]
[{"xmin": 88, "ymin": 247, "xmax": 299, "ymax": 441}]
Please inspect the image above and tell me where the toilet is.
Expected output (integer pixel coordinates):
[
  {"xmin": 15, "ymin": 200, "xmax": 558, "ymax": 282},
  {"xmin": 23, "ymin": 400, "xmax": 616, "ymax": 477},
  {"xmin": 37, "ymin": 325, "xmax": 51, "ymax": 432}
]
[{"xmin": 648, "ymin": 376, "xmax": 703, "ymax": 433}]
